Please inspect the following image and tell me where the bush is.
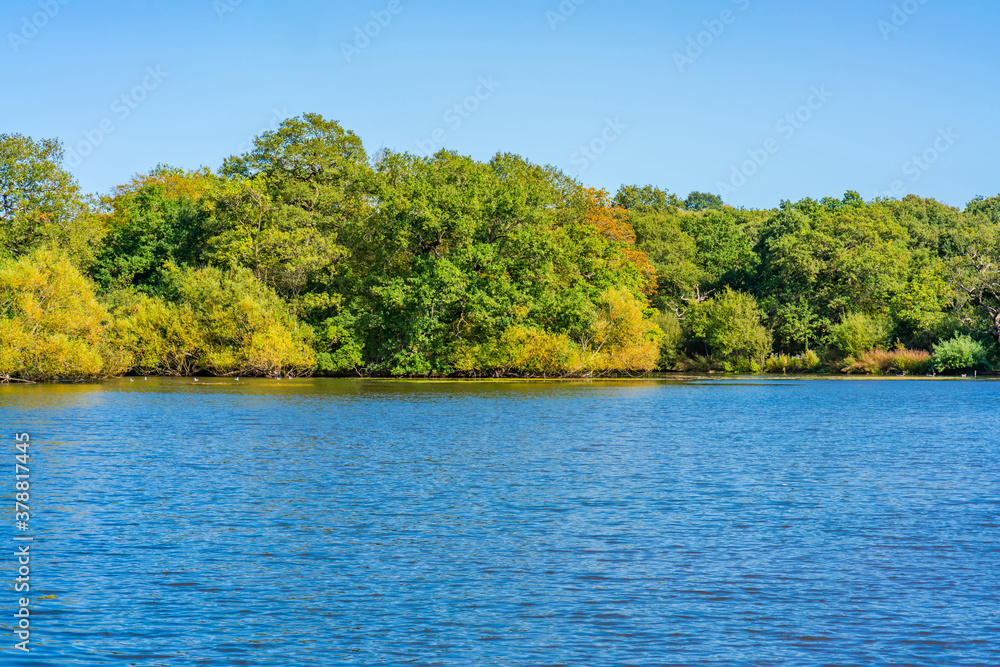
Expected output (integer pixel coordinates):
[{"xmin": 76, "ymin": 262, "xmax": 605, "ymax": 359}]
[
  {"xmin": 504, "ymin": 326, "xmax": 585, "ymax": 376},
  {"xmin": 0, "ymin": 248, "xmax": 127, "ymax": 381},
  {"xmin": 801, "ymin": 349, "xmax": 822, "ymax": 370},
  {"xmin": 586, "ymin": 289, "xmax": 662, "ymax": 373},
  {"xmin": 674, "ymin": 353, "xmax": 719, "ymax": 373},
  {"xmin": 451, "ymin": 290, "xmax": 662, "ymax": 377},
  {"xmin": 765, "ymin": 349, "xmax": 822, "ymax": 374},
  {"xmin": 687, "ymin": 288, "xmax": 771, "ymax": 367},
  {"xmin": 842, "ymin": 348, "xmax": 932, "ymax": 375},
  {"xmin": 932, "ymin": 335, "xmax": 989, "ymax": 372},
  {"xmin": 111, "ymin": 266, "xmax": 315, "ymax": 377},
  {"xmin": 725, "ymin": 356, "xmax": 764, "ymax": 374},
  {"xmin": 653, "ymin": 310, "xmax": 683, "ymax": 369},
  {"xmin": 894, "ymin": 349, "xmax": 934, "ymax": 374},
  {"xmin": 829, "ymin": 312, "xmax": 890, "ymax": 358},
  {"xmin": 313, "ymin": 313, "xmax": 364, "ymax": 374},
  {"xmin": 110, "ymin": 290, "xmax": 203, "ymax": 376},
  {"xmin": 765, "ymin": 353, "xmax": 794, "ymax": 374}
]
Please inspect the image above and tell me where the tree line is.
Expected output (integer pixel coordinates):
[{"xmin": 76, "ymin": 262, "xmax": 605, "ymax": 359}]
[{"xmin": 2, "ymin": 114, "xmax": 999, "ymax": 381}]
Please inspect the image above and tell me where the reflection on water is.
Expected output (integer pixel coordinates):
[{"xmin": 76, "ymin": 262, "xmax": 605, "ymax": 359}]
[{"xmin": 1, "ymin": 378, "xmax": 999, "ymax": 665}]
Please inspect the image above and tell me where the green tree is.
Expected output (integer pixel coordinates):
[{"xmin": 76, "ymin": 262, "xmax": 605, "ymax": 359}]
[
  {"xmin": 216, "ymin": 114, "xmax": 370, "ymax": 320},
  {"xmin": 955, "ymin": 222, "xmax": 1000, "ymax": 345},
  {"xmin": 889, "ymin": 196, "xmax": 969, "ymax": 258},
  {"xmin": 207, "ymin": 175, "xmax": 346, "ymax": 313},
  {"xmin": 614, "ymin": 184, "xmax": 681, "ymax": 213},
  {"xmin": 629, "ymin": 207, "xmax": 701, "ymax": 312},
  {"xmin": 91, "ymin": 166, "xmax": 215, "ymax": 293},
  {"xmin": 774, "ymin": 297, "xmax": 825, "ymax": 353},
  {"xmin": 681, "ymin": 208, "xmax": 757, "ymax": 289},
  {"xmin": 965, "ymin": 194, "xmax": 1000, "ymax": 225},
  {"xmin": 684, "ymin": 191, "xmax": 724, "ymax": 211},
  {"xmin": 0, "ymin": 134, "xmax": 98, "ymax": 264},
  {"xmin": 338, "ymin": 151, "xmax": 660, "ymax": 376},
  {"xmin": 889, "ymin": 259, "xmax": 952, "ymax": 347},
  {"xmin": 753, "ymin": 193, "xmax": 909, "ymax": 350},
  {"xmin": 221, "ymin": 113, "xmax": 368, "ymax": 217}
]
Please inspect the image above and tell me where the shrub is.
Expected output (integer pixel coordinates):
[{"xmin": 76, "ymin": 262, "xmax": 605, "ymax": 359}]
[
  {"xmin": 842, "ymin": 348, "xmax": 932, "ymax": 375},
  {"xmin": 829, "ymin": 312, "xmax": 890, "ymax": 358},
  {"xmin": 453, "ymin": 290, "xmax": 662, "ymax": 377},
  {"xmin": 653, "ymin": 310, "xmax": 683, "ymax": 369},
  {"xmin": 111, "ymin": 266, "xmax": 315, "ymax": 377},
  {"xmin": 110, "ymin": 290, "xmax": 203, "ymax": 376},
  {"xmin": 894, "ymin": 349, "xmax": 934, "ymax": 375},
  {"xmin": 675, "ymin": 354, "xmax": 719, "ymax": 373},
  {"xmin": 730, "ymin": 356, "xmax": 763, "ymax": 374},
  {"xmin": 932, "ymin": 335, "xmax": 989, "ymax": 372},
  {"xmin": 687, "ymin": 288, "xmax": 771, "ymax": 367},
  {"xmin": 500, "ymin": 325, "xmax": 584, "ymax": 376},
  {"xmin": 765, "ymin": 353, "xmax": 794, "ymax": 374},
  {"xmin": 800, "ymin": 349, "xmax": 821, "ymax": 370},
  {"xmin": 0, "ymin": 248, "xmax": 127, "ymax": 381},
  {"xmin": 586, "ymin": 289, "xmax": 662, "ymax": 373},
  {"xmin": 765, "ymin": 349, "xmax": 823, "ymax": 374}
]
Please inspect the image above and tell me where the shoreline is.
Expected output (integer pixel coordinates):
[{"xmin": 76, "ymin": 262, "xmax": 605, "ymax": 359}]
[{"xmin": 4, "ymin": 372, "xmax": 997, "ymax": 386}]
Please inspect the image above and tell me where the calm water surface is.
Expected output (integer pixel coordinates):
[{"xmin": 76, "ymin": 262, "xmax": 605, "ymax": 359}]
[{"xmin": 1, "ymin": 377, "xmax": 998, "ymax": 666}]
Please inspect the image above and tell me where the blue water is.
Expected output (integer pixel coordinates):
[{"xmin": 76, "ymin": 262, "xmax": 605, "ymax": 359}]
[{"xmin": 1, "ymin": 377, "xmax": 998, "ymax": 665}]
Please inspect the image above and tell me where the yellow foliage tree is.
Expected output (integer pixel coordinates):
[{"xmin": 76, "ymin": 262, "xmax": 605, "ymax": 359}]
[
  {"xmin": 449, "ymin": 290, "xmax": 661, "ymax": 377},
  {"xmin": 110, "ymin": 266, "xmax": 315, "ymax": 377},
  {"xmin": 0, "ymin": 248, "xmax": 126, "ymax": 381},
  {"xmin": 585, "ymin": 289, "xmax": 663, "ymax": 373},
  {"xmin": 110, "ymin": 291, "xmax": 204, "ymax": 375}
]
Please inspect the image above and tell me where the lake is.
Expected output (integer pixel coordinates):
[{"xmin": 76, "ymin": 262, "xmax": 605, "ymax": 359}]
[{"xmin": 1, "ymin": 377, "xmax": 998, "ymax": 665}]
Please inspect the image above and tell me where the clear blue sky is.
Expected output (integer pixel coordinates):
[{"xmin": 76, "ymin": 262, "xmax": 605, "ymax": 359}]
[{"xmin": 3, "ymin": 0, "xmax": 997, "ymax": 209}]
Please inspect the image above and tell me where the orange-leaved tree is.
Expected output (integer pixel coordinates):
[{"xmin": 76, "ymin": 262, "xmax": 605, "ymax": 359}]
[{"xmin": 580, "ymin": 188, "xmax": 658, "ymax": 297}]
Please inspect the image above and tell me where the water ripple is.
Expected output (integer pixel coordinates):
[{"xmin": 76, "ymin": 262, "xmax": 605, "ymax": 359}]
[{"xmin": 0, "ymin": 378, "xmax": 997, "ymax": 665}]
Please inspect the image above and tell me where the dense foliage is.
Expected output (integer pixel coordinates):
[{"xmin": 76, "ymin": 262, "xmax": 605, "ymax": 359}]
[{"xmin": 2, "ymin": 118, "xmax": 999, "ymax": 380}]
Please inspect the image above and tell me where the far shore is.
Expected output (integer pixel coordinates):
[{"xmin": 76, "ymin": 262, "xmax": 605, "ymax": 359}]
[{"xmin": 4, "ymin": 372, "xmax": 999, "ymax": 386}]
